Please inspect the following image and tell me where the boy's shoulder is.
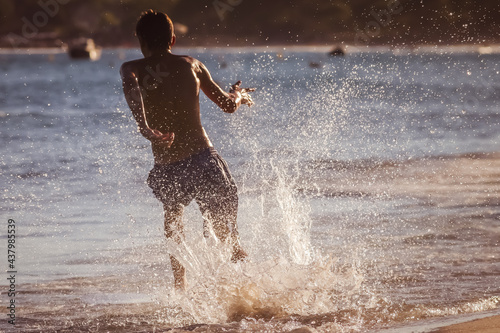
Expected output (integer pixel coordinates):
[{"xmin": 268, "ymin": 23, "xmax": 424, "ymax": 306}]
[{"xmin": 119, "ymin": 58, "xmax": 143, "ymax": 76}]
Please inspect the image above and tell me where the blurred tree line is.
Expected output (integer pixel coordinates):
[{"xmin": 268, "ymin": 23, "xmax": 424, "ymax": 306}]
[{"xmin": 1, "ymin": 0, "xmax": 499, "ymax": 47}]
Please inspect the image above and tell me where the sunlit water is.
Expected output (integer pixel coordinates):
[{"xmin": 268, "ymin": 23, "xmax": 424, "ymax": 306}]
[{"xmin": 0, "ymin": 47, "xmax": 499, "ymax": 332}]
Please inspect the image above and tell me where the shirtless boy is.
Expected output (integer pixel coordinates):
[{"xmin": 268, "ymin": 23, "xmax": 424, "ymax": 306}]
[{"xmin": 120, "ymin": 10, "xmax": 253, "ymax": 289}]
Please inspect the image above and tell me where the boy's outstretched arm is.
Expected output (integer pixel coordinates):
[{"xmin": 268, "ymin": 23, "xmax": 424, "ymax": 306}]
[{"xmin": 197, "ymin": 61, "xmax": 254, "ymax": 113}]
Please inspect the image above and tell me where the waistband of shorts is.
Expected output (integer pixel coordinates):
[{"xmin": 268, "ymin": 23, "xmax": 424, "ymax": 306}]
[{"xmin": 153, "ymin": 147, "xmax": 217, "ymax": 168}]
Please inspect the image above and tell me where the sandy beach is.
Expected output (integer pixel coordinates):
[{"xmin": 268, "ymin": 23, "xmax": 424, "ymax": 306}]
[{"xmin": 432, "ymin": 314, "xmax": 500, "ymax": 333}]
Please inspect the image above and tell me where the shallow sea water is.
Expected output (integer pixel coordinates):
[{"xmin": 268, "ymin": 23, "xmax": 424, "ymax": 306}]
[{"xmin": 0, "ymin": 46, "xmax": 499, "ymax": 332}]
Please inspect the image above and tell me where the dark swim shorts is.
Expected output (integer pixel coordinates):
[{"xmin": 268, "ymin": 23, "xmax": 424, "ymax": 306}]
[{"xmin": 147, "ymin": 147, "xmax": 238, "ymax": 208}]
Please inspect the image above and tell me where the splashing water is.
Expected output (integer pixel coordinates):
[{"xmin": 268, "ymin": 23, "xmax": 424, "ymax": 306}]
[
  {"xmin": 137, "ymin": 141, "xmax": 378, "ymax": 329},
  {"xmin": 158, "ymin": 242, "xmax": 368, "ymax": 328}
]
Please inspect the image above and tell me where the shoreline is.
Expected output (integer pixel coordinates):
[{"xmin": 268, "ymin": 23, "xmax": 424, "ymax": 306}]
[
  {"xmin": 432, "ymin": 314, "xmax": 500, "ymax": 333},
  {"xmin": 377, "ymin": 308, "xmax": 500, "ymax": 333},
  {"xmin": 1, "ymin": 43, "xmax": 500, "ymax": 55}
]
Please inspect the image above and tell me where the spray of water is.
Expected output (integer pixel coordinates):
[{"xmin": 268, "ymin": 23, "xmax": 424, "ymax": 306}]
[
  {"xmin": 138, "ymin": 147, "xmax": 378, "ymax": 330},
  {"xmin": 270, "ymin": 158, "xmax": 312, "ymax": 265}
]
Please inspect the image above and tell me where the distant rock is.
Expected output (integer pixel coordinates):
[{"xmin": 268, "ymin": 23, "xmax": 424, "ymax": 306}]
[
  {"xmin": 68, "ymin": 38, "xmax": 102, "ymax": 61},
  {"xmin": 328, "ymin": 46, "xmax": 345, "ymax": 56}
]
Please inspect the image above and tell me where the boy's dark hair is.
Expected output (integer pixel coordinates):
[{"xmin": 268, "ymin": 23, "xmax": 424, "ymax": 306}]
[{"xmin": 136, "ymin": 10, "xmax": 174, "ymax": 50}]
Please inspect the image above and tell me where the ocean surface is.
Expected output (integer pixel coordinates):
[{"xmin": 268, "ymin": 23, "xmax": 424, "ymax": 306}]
[{"xmin": 0, "ymin": 46, "xmax": 499, "ymax": 332}]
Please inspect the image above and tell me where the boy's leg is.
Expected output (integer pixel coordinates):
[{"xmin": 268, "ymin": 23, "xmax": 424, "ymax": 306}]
[
  {"xmin": 193, "ymin": 149, "xmax": 247, "ymax": 261},
  {"xmin": 197, "ymin": 189, "xmax": 247, "ymax": 262},
  {"xmin": 164, "ymin": 203, "xmax": 187, "ymax": 290}
]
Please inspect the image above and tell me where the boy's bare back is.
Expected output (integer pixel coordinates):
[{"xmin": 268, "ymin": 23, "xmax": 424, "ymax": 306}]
[{"xmin": 121, "ymin": 53, "xmax": 212, "ymax": 164}]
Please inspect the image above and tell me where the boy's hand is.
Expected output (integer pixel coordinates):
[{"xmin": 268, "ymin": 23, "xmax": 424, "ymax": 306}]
[
  {"xmin": 230, "ymin": 81, "xmax": 256, "ymax": 107},
  {"xmin": 143, "ymin": 128, "xmax": 175, "ymax": 148}
]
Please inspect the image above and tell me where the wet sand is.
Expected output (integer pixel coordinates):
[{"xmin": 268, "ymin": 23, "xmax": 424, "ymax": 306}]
[{"xmin": 431, "ymin": 314, "xmax": 500, "ymax": 333}]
